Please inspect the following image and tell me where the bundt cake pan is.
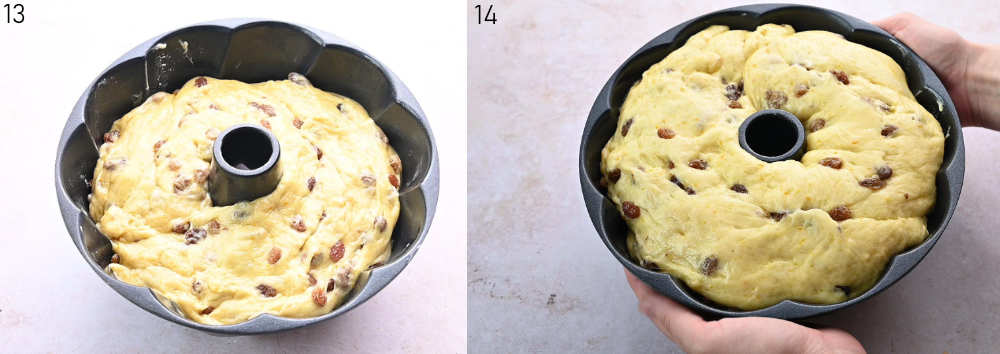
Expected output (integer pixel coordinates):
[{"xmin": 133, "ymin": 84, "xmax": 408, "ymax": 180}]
[
  {"xmin": 579, "ymin": 4, "xmax": 965, "ymax": 320},
  {"xmin": 54, "ymin": 18, "xmax": 439, "ymax": 334}
]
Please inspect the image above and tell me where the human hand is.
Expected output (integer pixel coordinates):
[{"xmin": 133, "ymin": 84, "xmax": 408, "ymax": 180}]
[
  {"xmin": 625, "ymin": 269, "xmax": 865, "ymax": 354},
  {"xmin": 874, "ymin": 13, "xmax": 1000, "ymax": 131}
]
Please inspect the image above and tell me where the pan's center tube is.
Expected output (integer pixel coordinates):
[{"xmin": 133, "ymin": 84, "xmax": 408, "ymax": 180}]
[
  {"xmin": 738, "ymin": 109, "xmax": 806, "ymax": 163},
  {"xmin": 208, "ymin": 124, "xmax": 282, "ymax": 206}
]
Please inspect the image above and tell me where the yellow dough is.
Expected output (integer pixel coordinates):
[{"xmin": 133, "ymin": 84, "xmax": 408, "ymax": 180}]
[
  {"xmin": 601, "ymin": 24, "xmax": 944, "ymax": 310},
  {"xmin": 90, "ymin": 74, "xmax": 401, "ymax": 325}
]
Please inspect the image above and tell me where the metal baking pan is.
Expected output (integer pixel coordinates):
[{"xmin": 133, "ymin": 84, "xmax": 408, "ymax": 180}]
[
  {"xmin": 579, "ymin": 3, "xmax": 965, "ymax": 319},
  {"xmin": 54, "ymin": 18, "xmax": 439, "ymax": 334}
]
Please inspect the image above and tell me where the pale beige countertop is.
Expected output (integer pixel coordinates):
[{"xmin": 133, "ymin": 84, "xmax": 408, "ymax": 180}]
[
  {"xmin": 469, "ymin": 0, "xmax": 999, "ymax": 352},
  {"xmin": 0, "ymin": 1, "xmax": 466, "ymax": 352}
]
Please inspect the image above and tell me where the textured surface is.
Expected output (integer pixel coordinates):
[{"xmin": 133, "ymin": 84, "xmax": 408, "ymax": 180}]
[
  {"xmin": 469, "ymin": 0, "xmax": 998, "ymax": 352},
  {"xmin": 92, "ymin": 76, "xmax": 400, "ymax": 324},
  {"xmin": 603, "ymin": 24, "xmax": 943, "ymax": 310},
  {"xmin": 0, "ymin": 0, "xmax": 465, "ymax": 352}
]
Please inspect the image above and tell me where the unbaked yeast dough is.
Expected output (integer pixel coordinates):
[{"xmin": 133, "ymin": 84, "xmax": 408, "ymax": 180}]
[
  {"xmin": 91, "ymin": 74, "xmax": 401, "ymax": 324},
  {"xmin": 601, "ymin": 24, "xmax": 944, "ymax": 309}
]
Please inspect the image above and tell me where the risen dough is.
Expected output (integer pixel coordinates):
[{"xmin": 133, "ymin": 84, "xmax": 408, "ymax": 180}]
[
  {"xmin": 602, "ymin": 25, "xmax": 944, "ymax": 310},
  {"xmin": 91, "ymin": 74, "xmax": 401, "ymax": 325}
]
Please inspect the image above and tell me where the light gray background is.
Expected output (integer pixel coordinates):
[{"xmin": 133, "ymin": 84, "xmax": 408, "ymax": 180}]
[
  {"xmin": 469, "ymin": 0, "xmax": 999, "ymax": 352},
  {"xmin": 0, "ymin": 1, "xmax": 466, "ymax": 352}
]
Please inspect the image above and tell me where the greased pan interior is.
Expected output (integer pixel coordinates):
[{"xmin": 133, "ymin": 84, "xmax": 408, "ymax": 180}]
[
  {"xmin": 55, "ymin": 18, "xmax": 439, "ymax": 335},
  {"xmin": 579, "ymin": 4, "xmax": 964, "ymax": 319}
]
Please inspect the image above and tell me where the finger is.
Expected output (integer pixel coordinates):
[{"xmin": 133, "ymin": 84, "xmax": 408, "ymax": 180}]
[
  {"xmin": 703, "ymin": 318, "xmax": 866, "ymax": 354},
  {"xmin": 710, "ymin": 317, "xmax": 816, "ymax": 353},
  {"xmin": 623, "ymin": 269, "xmax": 707, "ymax": 347},
  {"xmin": 872, "ymin": 12, "xmax": 918, "ymax": 35},
  {"xmin": 623, "ymin": 269, "xmax": 657, "ymax": 299},
  {"xmin": 796, "ymin": 323, "xmax": 867, "ymax": 353},
  {"xmin": 815, "ymin": 327, "xmax": 868, "ymax": 354}
]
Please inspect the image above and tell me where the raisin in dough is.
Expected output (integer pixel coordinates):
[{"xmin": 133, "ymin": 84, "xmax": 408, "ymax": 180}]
[
  {"xmin": 91, "ymin": 74, "xmax": 401, "ymax": 325},
  {"xmin": 601, "ymin": 24, "xmax": 944, "ymax": 310}
]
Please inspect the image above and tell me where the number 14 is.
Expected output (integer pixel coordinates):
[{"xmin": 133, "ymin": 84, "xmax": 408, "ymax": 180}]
[{"xmin": 475, "ymin": 4, "xmax": 496, "ymax": 24}]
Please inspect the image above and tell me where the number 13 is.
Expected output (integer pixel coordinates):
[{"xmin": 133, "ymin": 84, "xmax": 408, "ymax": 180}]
[{"xmin": 5, "ymin": 3, "xmax": 24, "ymax": 24}]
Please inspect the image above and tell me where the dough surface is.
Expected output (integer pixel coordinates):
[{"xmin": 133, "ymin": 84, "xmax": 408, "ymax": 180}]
[
  {"xmin": 601, "ymin": 24, "xmax": 944, "ymax": 310},
  {"xmin": 91, "ymin": 74, "xmax": 401, "ymax": 325}
]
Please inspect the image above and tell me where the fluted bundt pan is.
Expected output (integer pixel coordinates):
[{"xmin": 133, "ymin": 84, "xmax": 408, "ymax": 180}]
[
  {"xmin": 55, "ymin": 18, "xmax": 439, "ymax": 334},
  {"xmin": 579, "ymin": 4, "xmax": 964, "ymax": 319}
]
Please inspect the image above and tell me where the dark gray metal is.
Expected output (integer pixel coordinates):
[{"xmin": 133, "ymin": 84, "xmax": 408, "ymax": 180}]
[
  {"xmin": 579, "ymin": 4, "xmax": 965, "ymax": 320},
  {"xmin": 209, "ymin": 124, "xmax": 282, "ymax": 206},
  {"xmin": 738, "ymin": 109, "xmax": 806, "ymax": 162},
  {"xmin": 55, "ymin": 18, "xmax": 439, "ymax": 335}
]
